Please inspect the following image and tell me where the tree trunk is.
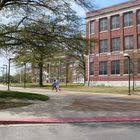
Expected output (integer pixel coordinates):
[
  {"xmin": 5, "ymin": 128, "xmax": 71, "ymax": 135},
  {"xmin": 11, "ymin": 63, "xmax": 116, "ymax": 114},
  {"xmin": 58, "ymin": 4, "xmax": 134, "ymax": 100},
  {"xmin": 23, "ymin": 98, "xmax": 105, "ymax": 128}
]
[
  {"xmin": 31, "ymin": 63, "xmax": 36, "ymax": 83},
  {"xmin": 38, "ymin": 61, "xmax": 43, "ymax": 87},
  {"xmin": 65, "ymin": 62, "xmax": 69, "ymax": 86}
]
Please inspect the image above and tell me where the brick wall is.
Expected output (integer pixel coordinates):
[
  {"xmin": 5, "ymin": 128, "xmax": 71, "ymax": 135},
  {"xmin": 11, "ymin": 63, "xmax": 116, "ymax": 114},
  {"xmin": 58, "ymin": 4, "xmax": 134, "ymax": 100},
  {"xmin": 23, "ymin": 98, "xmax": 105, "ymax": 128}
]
[{"xmin": 86, "ymin": 0, "xmax": 140, "ymax": 86}]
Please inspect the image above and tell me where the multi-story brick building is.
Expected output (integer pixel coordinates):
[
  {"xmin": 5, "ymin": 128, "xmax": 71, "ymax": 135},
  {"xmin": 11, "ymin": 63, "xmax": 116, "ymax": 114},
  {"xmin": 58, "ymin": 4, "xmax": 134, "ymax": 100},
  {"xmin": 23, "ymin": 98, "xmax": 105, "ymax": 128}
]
[{"xmin": 86, "ymin": 0, "xmax": 140, "ymax": 87}]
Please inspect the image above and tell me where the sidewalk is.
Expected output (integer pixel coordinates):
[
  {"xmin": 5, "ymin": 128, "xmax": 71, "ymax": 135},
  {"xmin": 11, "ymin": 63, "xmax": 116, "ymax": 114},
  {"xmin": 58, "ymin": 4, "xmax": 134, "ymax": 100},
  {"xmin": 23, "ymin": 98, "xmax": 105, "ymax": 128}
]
[{"xmin": 1, "ymin": 85, "xmax": 140, "ymax": 124}]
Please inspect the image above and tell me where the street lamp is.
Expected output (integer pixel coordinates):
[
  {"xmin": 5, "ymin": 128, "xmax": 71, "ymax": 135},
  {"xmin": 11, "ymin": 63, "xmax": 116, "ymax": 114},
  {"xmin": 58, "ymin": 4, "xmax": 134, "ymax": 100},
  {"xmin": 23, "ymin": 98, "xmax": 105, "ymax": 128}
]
[
  {"xmin": 123, "ymin": 53, "xmax": 131, "ymax": 95},
  {"xmin": 8, "ymin": 58, "xmax": 14, "ymax": 90}
]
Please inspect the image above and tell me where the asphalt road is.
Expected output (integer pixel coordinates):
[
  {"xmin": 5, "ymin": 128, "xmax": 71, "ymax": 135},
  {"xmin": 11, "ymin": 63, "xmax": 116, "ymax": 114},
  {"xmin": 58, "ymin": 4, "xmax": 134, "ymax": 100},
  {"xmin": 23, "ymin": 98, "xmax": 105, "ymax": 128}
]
[{"xmin": 0, "ymin": 122, "xmax": 140, "ymax": 140}]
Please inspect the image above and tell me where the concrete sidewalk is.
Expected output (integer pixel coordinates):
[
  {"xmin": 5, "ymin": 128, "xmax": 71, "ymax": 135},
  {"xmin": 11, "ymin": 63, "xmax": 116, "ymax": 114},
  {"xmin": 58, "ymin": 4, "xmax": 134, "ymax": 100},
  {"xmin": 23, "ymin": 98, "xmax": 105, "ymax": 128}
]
[{"xmin": 1, "ymin": 85, "xmax": 140, "ymax": 124}]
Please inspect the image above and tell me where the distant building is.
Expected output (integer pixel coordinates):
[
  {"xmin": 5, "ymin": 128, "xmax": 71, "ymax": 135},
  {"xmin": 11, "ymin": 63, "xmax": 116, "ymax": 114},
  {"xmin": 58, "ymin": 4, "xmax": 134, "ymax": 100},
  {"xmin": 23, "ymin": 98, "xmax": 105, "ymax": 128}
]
[{"xmin": 86, "ymin": 0, "xmax": 140, "ymax": 87}]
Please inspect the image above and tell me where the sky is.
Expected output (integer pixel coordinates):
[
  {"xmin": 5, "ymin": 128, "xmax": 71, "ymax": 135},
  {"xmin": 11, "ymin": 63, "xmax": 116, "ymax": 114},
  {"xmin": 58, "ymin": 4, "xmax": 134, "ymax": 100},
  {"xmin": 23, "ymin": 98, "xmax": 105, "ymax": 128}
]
[
  {"xmin": 94, "ymin": 0, "xmax": 129, "ymax": 9},
  {"xmin": 76, "ymin": 0, "xmax": 129, "ymax": 17},
  {"xmin": 0, "ymin": 0, "xmax": 130, "ymax": 76}
]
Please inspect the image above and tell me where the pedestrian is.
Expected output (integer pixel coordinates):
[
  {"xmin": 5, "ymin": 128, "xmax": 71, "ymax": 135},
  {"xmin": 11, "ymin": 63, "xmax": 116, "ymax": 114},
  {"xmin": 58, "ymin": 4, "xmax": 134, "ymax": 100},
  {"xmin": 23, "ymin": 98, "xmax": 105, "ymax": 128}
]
[
  {"xmin": 56, "ymin": 79, "xmax": 61, "ymax": 92},
  {"xmin": 52, "ymin": 80, "xmax": 57, "ymax": 91}
]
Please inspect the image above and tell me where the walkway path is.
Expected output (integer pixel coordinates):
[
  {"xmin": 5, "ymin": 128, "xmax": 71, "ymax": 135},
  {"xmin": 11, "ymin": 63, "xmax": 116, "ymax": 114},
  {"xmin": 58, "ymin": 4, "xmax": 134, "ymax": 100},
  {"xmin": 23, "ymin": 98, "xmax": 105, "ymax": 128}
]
[{"xmin": 0, "ymin": 85, "xmax": 140, "ymax": 124}]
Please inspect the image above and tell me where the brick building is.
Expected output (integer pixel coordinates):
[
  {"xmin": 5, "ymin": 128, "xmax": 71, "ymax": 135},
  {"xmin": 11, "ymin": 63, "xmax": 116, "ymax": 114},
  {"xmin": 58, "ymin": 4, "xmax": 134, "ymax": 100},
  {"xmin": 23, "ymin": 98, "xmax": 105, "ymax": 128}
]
[{"xmin": 86, "ymin": 0, "xmax": 140, "ymax": 87}]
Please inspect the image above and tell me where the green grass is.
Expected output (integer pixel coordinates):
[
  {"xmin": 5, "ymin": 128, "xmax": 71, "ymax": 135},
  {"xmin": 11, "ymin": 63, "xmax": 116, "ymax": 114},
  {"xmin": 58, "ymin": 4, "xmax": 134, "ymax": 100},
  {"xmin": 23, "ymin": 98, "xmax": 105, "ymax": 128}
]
[
  {"xmin": 11, "ymin": 82, "xmax": 140, "ymax": 95},
  {"xmin": 0, "ymin": 90, "xmax": 49, "ymax": 109},
  {"xmin": 0, "ymin": 90, "xmax": 49, "ymax": 101}
]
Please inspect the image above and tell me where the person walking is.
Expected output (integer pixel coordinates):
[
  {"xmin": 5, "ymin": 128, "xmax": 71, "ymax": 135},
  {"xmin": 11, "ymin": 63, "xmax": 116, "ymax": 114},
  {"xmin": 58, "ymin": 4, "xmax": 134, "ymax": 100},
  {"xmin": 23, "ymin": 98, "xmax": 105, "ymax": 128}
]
[
  {"xmin": 55, "ymin": 79, "xmax": 61, "ymax": 92},
  {"xmin": 52, "ymin": 80, "xmax": 57, "ymax": 91}
]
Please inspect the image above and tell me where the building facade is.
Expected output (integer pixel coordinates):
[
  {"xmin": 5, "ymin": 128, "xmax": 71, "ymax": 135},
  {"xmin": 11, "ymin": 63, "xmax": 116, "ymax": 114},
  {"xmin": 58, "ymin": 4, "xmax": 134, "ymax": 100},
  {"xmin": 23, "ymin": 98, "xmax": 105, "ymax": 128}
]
[{"xmin": 86, "ymin": 0, "xmax": 140, "ymax": 87}]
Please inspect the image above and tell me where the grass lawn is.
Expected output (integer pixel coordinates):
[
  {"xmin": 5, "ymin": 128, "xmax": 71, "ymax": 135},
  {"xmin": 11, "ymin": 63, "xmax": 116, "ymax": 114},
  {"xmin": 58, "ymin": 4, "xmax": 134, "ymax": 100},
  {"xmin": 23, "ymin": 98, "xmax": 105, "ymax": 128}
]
[
  {"xmin": 0, "ymin": 90, "xmax": 49, "ymax": 109},
  {"xmin": 60, "ymin": 85, "xmax": 140, "ymax": 95},
  {"xmin": 11, "ymin": 83, "xmax": 140, "ymax": 95}
]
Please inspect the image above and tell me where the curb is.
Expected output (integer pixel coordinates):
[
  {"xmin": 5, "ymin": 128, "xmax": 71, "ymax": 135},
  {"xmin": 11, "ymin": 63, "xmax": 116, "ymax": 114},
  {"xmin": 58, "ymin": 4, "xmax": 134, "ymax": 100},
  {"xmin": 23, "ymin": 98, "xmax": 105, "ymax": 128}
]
[{"xmin": 1, "ymin": 116, "xmax": 140, "ymax": 125}]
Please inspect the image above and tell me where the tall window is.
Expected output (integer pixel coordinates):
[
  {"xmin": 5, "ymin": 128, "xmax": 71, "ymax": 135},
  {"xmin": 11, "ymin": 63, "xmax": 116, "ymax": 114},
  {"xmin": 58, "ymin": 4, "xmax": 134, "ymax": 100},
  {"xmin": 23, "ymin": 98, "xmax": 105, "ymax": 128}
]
[
  {"xmin": 90, "ymin": 41, "xmax": 95, "ymax": 54},
  {"xmin": 111, "ymin": 37, "xmax": 120, "ymax": 52},
  {"xmin": 89, "ymin": 62, "xmax": 94, "ymax": 75},
  {"xmin": 138, "ymin": 59, "xmax": 140, "ymax": 73},
  {"xmin": 138, "ymin": 34, "xmax": 140, "ymax": 49},
  {"xmin": 111, "ymin": 60, "xmax": 120, "ymax": 74},
  {"xmin": 99, "ymin": 18, "xmax": 108, "ymax": 32},
  {"xmin": 124, "ymin": 60, "xmax": 133, "ymax": 74},
  {"xmin": 124, "ymin": 35, "xmax": 133, "ymax": 50},
  {"xmin": 111, "ymin": 15, "xmax": 120, "ymax": 29},
  {"xmin": 99, "ymin": 61, "xmax": 107, "ymax": 75},
  {"xmin": 137, "ymin": 10, "xmax": 140, "ymax": 24},
  {"xmin": 124, "ymin": 12, "xmax": 133, "ymax": 27},
  {"xmin": 90, "ymin": 21, "xmax": 94, "ymax": 34},
  {"xmin": 100, "ymin": 39, "xmax": 108, "ymax": 53}
]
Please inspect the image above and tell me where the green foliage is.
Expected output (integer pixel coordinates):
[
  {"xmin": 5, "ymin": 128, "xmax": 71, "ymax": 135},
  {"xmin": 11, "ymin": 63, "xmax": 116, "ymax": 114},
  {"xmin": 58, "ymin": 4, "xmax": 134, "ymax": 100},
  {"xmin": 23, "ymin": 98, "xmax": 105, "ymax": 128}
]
[
  {"xmin": 0, "ymin": 0, "xmax": 94, "ymax": 86},
  {"xmin": 0, "ymin": 90, "xmax": 49, "ymax": 101}
]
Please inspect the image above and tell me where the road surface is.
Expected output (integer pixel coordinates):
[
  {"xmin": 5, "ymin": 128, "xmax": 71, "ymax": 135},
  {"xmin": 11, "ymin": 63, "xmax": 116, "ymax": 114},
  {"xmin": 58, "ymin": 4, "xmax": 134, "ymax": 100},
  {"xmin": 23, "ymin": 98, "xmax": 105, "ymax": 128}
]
[{"xmin": 0, "ymin": 122, "xmax": 140, "ymax": 140}]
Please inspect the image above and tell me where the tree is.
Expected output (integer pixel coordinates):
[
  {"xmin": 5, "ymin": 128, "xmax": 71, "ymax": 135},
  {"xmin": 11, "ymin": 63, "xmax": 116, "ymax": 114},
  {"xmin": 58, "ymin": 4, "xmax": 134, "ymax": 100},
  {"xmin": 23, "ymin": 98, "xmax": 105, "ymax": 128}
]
[
  {"xmin": 0, "ymin": 0, "xmax": 94, "ymax": 86},
  {"xmin": 64, "ymin": 34, "xmax": 98, "ymax": 83}
]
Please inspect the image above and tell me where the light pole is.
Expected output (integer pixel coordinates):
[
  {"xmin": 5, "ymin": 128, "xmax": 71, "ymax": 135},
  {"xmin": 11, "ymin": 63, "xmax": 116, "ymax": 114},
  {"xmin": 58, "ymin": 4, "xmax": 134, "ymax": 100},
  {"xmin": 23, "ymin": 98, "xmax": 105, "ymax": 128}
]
[{"xmin": 123, "ymin": 53, "xmax": 131, "ymax": 95}]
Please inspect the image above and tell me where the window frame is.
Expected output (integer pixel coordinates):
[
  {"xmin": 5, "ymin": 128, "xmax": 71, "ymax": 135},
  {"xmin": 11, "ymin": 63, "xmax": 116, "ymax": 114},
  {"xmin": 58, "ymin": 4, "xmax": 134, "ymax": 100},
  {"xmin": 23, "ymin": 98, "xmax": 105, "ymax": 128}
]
[
  {"xmin": 138, "ymin": 34, "xmax": 140, "ymax": 49},
  {"xmin": 124, "ymin": 12, "xmax": 133, "ymax": 27},
  {"xmin": 111, "ymin": 60, "xmax": 120, "ymax": 75},
  {"xmin": 137, "ymin": 10, "xmax": 140, "ymax": 25},
  {"xmin": 90, "ymin": 20, "xmax": 94, "ymax": 34},
  {"xmin": 111, "ymin": 37, "xmax": 120, "ymax": 52},
  {"xmin": 124, "ymin": 35, "xmax": 134, "ymax": 50},
  {"xmin": 99, "ymin": 61, "xmax": 107, "ymax": 75},
  {"xmin": 100, "ymin": 39, "xmax": 108, "ymax": 53},
  {"xmin": 99, "ymin": 18, "xmax": 108, "ymax": 32},
  {"xmin": 111, "ymin": 15, "xmax": 120, "ymax": 29},
  {"xmin": 138, "ymin": 59, "xmax": 140, "ymax": 74},
  {"xmin": 124, "ymin": 59, "xmax": 133, "ymax": 74},
  {"xmin": 89, "ymin": 62, "xmax": 94, "ymax": 75}
]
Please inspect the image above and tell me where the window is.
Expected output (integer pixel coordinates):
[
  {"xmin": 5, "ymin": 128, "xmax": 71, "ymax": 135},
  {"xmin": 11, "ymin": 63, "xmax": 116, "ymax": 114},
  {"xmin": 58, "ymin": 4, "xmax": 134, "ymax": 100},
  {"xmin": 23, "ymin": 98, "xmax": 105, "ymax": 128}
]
[
  {"xmin": 100, "ymin": 39, "xmax": 108, "ymax": 53},
  {"xmin": 90, "ymin": 21, "xmax": 94, "ymax": 34},
  {"xmin": 137, "ymin": 10, "xmax": 140, "ymax": 24},
  {"xmin": 124, "ymin": 35, "xmax": 133, "ymax": 50},
  {"xmin": 111, "ymin": 60, "xmax": 120, "ymax": 74},
  {"xmin": 89, "ymin": 62, "xmax": 94, "ymax": 75},
  {"xmin": 111, "ymin": 37, "xmax": 120, "ymax": 52},
  {"xmin": 138, "ymin": 59, "xmax": 140, "ymax": 73},
  {"xmin": 124, "ymin": 12, "xmax": 133, "ymax": 27},
  {"xmin": 111, "ymin": 15, "xmax": 120, "ymax": 29},
  {"xmin": 99, "ymin": 61, "xmax": 107, "ymax": 75},
  {"xmin": 138, "ymin": 34, "xmax": 140, "ymax": 48},
  {"xmin": 99, "ymin": 18, "xmax": 108, "ymax": 32},
  {"xmin": 124, "ymin": 60, "xmax": 133, "ymax": 74},
  {"xmin": 90, "ymin": 41, "xmax": 95, "ymax": 54}
]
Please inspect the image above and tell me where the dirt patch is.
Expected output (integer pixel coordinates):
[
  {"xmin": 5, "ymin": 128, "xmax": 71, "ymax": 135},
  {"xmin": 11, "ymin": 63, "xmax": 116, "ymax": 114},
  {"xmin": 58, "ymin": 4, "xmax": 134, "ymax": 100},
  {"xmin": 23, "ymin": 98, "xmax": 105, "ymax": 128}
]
[
  {"xmin": 0, "ymin": 101, "xmax": 32, "ymax": 110},
  {"xmin": 64, "ymin": 99, "xmax": 140, "ymax": 112}
]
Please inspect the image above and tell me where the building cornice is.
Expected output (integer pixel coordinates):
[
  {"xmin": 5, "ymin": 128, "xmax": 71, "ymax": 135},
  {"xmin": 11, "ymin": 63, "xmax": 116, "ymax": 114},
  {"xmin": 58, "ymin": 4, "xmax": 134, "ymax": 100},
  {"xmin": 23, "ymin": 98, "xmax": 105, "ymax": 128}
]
[{"xmin": 86, "ymin": 0, "xmax": 140, "ymax": 20}]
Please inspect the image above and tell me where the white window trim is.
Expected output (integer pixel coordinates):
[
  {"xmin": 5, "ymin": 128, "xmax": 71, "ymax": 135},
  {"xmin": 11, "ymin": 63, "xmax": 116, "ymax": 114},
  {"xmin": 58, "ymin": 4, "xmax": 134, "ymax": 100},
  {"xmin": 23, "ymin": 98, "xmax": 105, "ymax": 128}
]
[
  {"xmin": 99, "ymin": 30, "xmax": 108, "ymax": 33},
  {"xmin": 111, "ymin": 74, "xmax": 121, "ymax": 76},
  {"xmin": 111, "ymin": 28, "xmax": 120, "ymax": 31},
  {"xmin": 124, "ymin": 25, "xmax": 133, "ymax": 29}
]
